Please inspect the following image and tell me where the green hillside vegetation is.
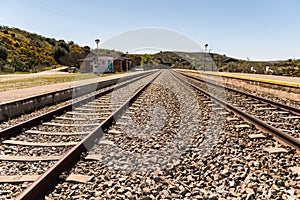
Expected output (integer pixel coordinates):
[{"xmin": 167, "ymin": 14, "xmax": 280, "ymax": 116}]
[
  {"xmin": 1, "ymin": 26, "xmax": 299, "ymax": 76},
  {"xmin": 0, "ymin": 26, "xmax": 121, "ymax": 73},
  {"xmin": 0, "ymin": 26, "xmax": 84, "ymax": 73},
  {"xmin": 0, "ymin": 26, "xmax": 88, "ymax": 73},
  {"xmin": 151, "ymin": 51, "xmax": 300, "ymax": 77},
  {"xmin": 219, "ymin": 58, "xmax": 300, "ymax": 76}
]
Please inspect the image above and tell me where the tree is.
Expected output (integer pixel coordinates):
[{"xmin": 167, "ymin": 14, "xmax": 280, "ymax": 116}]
[
  {"xmin": 0, "ymin": 46, "xmax": 8, "ymax": 60},
  {"xmin": 46, "ymin": 38, "xmax": 56, "ymax": 46},
  {"xmin": 53, "ymin": 46, "xmax": 67, "ymax": 63},
  {"xmin": 141, "ymin": 54, "xmax": 153, "ymax": 70},
  {"xmin": 59, "ymin": 52, "xmax": 85, "ymax": 67},
  {"xmin": 58, "ymin": 40, "xmax": 70, "ymax": 52},
  {"xmin": 83, "ymin": 46, "xmax": 91, "ymax": 55},
  {"xmin": 11, "ymin": 56, "xmax": 27, "ymax": 72},
  {"xmin": 68, "ymin": 41, "xmax": 74, "ymax": 46},
  {"xmin": 141, "ymin": 54, "xmax": 152, "ymax": 66}
]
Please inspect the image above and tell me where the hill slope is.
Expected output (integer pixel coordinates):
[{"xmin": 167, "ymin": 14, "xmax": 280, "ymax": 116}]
[
  {"xmin": 1, "ymin": 26, "xmax": 299, "ymax": 76},
  {"xmin": 152, "ymin": 51, "xmax": 300, "ymax": 76},
  {"xmin": 0, "ymin": 26, "xmax": 88, "ymax": 72},
  {"xmin": 0, "ymin": 26, "xmax": 121, "ymax": 73}
]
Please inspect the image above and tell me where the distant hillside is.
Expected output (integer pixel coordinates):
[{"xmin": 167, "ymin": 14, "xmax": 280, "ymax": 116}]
[
  {"xmin": 0, "ymin": 26, "xmax": 121, "ymax": 73},
  {"xmin": 2, "ymin": 26, "xmax": 298, "ymax": 76},
  {"xmin": 151, "ymin": 51, "xmax": 300, "ymax": 77},
  {"xmin": 151, "ymin": 51, "xmax": 238, "ymax": 69}
]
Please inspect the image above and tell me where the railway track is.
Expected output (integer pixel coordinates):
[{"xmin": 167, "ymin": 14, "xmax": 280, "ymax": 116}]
[
  {"xmin": 176, "ymin": 71, "xmax": 300, "ymax": 150},
  {"xmin": 180, "ymin": 72, "xmax": 300, "ymax": 114},
  {"xmin": 1, "ymin": 69, "xmax": 300, "ymax": 199},
  {"xmin": 0, "ymin": 71, "xmax": 160, "ymax": 199},
  {"xmin": 44, "ymin": 70, "xmax": 299, "ymax": 199},
  {"xmin": 45, "ymin": 69, "xmax": 212, "ymax": 199}
]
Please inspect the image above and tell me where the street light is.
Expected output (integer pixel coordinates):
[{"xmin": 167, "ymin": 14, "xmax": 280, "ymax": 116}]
[
  {"xmin": 208, "ymin": 49, "xmax": 213, "ymax": 71},
  {"xmin": 203, "ymin": 44, "xmax": 208, "ymax": 71},
  {"xmin": 95, "ymin": 39, "xmax": 100, "ymax": 49},
  {"xmin": 94, "ymin": 39, "xmax": 100, "ymax": 75}
]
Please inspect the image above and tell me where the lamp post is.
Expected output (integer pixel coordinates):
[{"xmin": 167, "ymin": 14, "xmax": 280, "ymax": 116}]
[
  {"xmin": 94, "ymin": 39, "xmax": 100, "ymax": 75},
  {"xmin": 203, "ymin": 44, "xmax": 208, "ymax": 71},
  {"xmin": 209, "ymin": 49, "xmax": 213, "ymax": 71},
  {"xmin": 95, "ymin": 39, "xmax": 100, "ymax": 49}
]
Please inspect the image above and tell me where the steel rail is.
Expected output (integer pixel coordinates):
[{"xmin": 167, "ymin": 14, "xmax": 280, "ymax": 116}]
[
  {"xmin": 180, "ymin": 72, "xmax": 300, "ymax": 116},
  {"xmin": 171, "ymin": 70, "xmax": 300, "ymax": 151},
  {"xmin": 0, "ymin": 72, "xmax": 153, "ymax": 139},
  {"xmin": 16, "ymin": 70, "xmax": 161, "ymax": 200}
]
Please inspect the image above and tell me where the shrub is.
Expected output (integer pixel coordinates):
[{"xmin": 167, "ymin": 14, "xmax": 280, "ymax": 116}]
[
  {"xmin": 53, "ymin": 46, "xmax": 67, "ymax": 63},
  {"xmin": 141, "ymin": 54, "xmax": 152, "ymax": 66},
  {"xmin": 68, "ymin": 41, "xmax": 74, "ymax": 45},
  {"xmin": 59, "ymin": 52, "xmax": 84, "ymax": 67},
  {"xmin": 58, "ymin": 40, "xmax": 70, "ymax": 52},
  {"xmin": 0, "ymin": 46, "xmax": 8, "ymax": 60},
  {"xmin": 14, "ymin": 42, "xmax": 20, "ymax": 48},
  {"xmin": 83, "ymin": 46, "xmax": 91, "ymax": 54},
  {"xmin": 46, "ymin": 38, "xmax": 56, "ymax": 46},
  {"xmin": 10, "ymin": 56, "xmax": 27, "ymax": 72},
  {"xmin": 2, "ymin": 64, "xmax": 15, "ymax": 73},
  {"xmin": 0, "ymin": 60, "xmax": 6, "ymax": 70}
]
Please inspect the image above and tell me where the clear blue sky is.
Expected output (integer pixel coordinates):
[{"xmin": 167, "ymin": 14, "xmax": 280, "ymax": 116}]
[{"xmin": 1, "ymin": 0, "xmax": 299, "ymax": 60}]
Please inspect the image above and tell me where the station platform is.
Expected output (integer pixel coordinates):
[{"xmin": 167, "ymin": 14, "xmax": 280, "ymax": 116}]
[
  {"xmin": 0, "ymin": 72, "xmax": 136, "ymax": 103},
  {"xmin": 177, "ymin": 69, "xmax": 300, "ymax": 88},
  {"xmin": 176, "ymin": 69, "xmax": 300, "ymax": 102}
]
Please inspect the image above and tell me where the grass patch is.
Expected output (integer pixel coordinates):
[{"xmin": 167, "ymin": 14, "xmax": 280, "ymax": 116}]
[{"xmin": 0, "ymin": 72, "xmax": 124, "ymax": 92}]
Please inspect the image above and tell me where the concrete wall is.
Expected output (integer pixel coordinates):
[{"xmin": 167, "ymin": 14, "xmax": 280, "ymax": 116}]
[{"xmin": 0, "ymin": 79, "xmax": 115, "ymax": 121}]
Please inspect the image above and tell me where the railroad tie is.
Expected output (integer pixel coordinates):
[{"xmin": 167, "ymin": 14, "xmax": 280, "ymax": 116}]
[
  {"xmin": 255, "ymin": 107, "xmax": 277, "ymax": 111},
  {"xmin": 226, "ymin": 117, "xmax": 239, "ymax": 121},
  {"xmin": 42, "ymin": 122, "xmax": 100, "ymax": 127},
  {"xmin": 55, "ymin": 116, "xmax": 87, "ymax": 121},
  {"xmin": 235, "ymin": 124, "xmax": 251, "ymax": 129},
  {"xmin": 2, "ymin": 140, "xmax": 77, "ymax": 147},
  {"xmin": 263, "ymin": 147, "xmax": 288, "ymax": 154},
  {"xmin": 25, "ymin": 130, "xmax": 88, "ymax": 136},
  {"xmin": 272, "ymin": 111, "xmax": 290, "ymax": 115},
  {"xmin": 282, "ymin": 116, "xmax": 300, "ymax": 119},
  {"xmin": 0, "ymin": 155, "xmax": 61, "ymax": 161},
  {"xmin": 0, "ymin": 174, "xmax": 93, "ymax": 183},
  {"xmin": 248, "ymin": 133, "xmax": 267, "ymax": 139},
  {"xmin": 66, "ymin": 111, "xmax": 108, "ymax": 116}
]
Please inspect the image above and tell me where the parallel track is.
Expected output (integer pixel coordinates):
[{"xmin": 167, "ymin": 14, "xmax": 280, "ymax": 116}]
[
  {"xmin": 181, "ymin": 72, "xmax": 300, "ymax": 115},
  {"xmin": 172, "ymin": 71, "xmax": 300, "ymax": 151}
]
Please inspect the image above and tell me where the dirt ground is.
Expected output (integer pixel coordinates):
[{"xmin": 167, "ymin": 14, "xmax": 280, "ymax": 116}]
[{"xmin": 0, "ymin": 67, "xmax": 69, "ymax": 82}]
